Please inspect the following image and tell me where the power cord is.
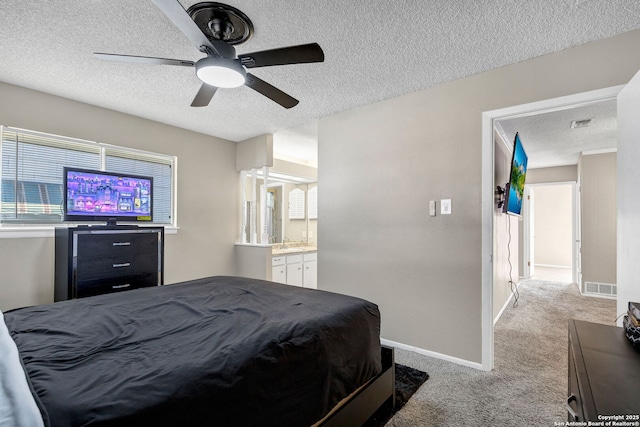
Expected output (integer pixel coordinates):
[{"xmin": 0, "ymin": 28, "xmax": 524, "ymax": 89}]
[{"xmin": 507, "ymin": 214, "xmax": 519, "ymax": 307}]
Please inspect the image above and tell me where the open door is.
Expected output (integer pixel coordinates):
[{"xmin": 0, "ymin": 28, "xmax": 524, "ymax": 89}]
[
  {"xmin": 522, "ymin": 186, "xmax": 534, "ymax": 279},
  {"xmin": 616, "ymin": 69, "xmax": 640, "ymax": 322}
]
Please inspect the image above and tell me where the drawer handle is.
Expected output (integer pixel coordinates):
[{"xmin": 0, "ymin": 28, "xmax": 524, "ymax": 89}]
[
  {"xmin": 112, "ymin": 262, "xmax": 131, "ymax": 268},
  {"xmin": 566, "ymin": 394, "xmax": 579, "ymax": 421},
  {"xmin": 112, "ymin": 242, "xmax": 131, "ymax": 246},
  {"xmin": 112, "ymin": 284, "xmax": 131, "ymax": 289}
]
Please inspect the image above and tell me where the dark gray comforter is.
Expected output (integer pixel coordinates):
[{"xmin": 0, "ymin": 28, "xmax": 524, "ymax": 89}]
[{"xmin": 4, "ymin": 276, "xmax": 381, "ymax": 427}]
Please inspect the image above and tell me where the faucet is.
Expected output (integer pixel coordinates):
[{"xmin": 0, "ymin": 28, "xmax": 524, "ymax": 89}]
[{"xmin": 282, "ymin": 236, "xmax": 290, "ymax": 249}]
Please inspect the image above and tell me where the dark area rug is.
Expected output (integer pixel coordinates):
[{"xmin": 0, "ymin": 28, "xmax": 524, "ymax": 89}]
[{"xmin": 363, "ymin": 363, "xmax": 429, "ymax": 427}]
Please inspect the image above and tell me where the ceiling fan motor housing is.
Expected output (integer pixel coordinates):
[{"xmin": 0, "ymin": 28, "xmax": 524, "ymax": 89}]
[{"xmin": 187, "ymin": 2, "xmax": 254, "ymax": 45}]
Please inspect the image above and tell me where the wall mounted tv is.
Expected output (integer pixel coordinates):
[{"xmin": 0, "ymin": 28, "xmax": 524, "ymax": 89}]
[
  {"xmin": 64, "ymin": 167, "xmax": 153, "ymax": 225},
  {"xmin": 503, "ymin": 132, "xmax": 528, "ymax": 216}
]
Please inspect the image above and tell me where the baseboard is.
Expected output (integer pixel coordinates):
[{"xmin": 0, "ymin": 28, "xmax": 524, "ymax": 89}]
[
  {"xmin": 534, "ymin": 264, "xmax": 572, "ymax": 269},
  {"xmin": 380, "ymin": 338, "xmax": 484, "ymax": 371}
]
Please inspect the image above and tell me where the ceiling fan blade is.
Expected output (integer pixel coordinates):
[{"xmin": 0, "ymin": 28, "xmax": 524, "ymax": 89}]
[
  {"xmin": 151, "ymin": 0, "xmax": 215, "ymax": 52},
  {"xmin": 191, "ymin": 83, "xmax": 218, "ymax": 107},
  {"xmin": 238, "ymin": 43, "xmax": 324, "ymax": 68},
  {"xmin": 245, "ymin": 73, "xmax": 299, "ymax": 109},
  {"xmin": 94, "ymin": 52, "xmax": 195, "ymax": 67}
]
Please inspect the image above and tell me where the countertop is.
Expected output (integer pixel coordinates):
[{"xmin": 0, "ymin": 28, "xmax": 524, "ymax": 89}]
[{"xmin": 272, "ymin": 245, "xmax": 317, "ymax": 255}]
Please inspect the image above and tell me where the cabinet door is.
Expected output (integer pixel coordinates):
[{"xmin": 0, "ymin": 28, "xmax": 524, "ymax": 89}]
[
  {"xmin": 303, "ymin": 260, "xmax": 317, "ymax": 289},
  {"xmin": 287, "ymin": 262, "xmax": 303, "ymax": 287},
  {"xmin": 272, "ymin": 265, "xmax": 287, "ymax": 284}
]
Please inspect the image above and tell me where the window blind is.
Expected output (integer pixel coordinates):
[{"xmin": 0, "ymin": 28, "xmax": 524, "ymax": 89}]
[
  {"xmin": 0, "ymin": 127, "xmax": 175, "ymax": 225},
  {"xmin": 105, "ymin": 147, "xmax": 172, "ymax": 224}
]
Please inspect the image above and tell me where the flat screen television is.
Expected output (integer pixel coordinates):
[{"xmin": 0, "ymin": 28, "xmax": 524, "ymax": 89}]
[
  {"xmin": 64, "ymin": 167, "xmax": 153, "ymax": 224},
  {"xmin": 503, "ymin": 132, "xmax": 528, "ymax": 216}
]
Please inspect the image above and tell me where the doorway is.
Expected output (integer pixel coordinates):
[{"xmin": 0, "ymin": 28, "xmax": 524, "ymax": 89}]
[{"xmin": 481, "ymin": 84, "xmax": 624, "ymax": 371}]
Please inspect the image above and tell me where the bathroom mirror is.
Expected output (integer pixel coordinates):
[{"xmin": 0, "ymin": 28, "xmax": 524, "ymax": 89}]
[{"xmin": 242, "ymin": 173, "xmax": 317, "ymax": 245}]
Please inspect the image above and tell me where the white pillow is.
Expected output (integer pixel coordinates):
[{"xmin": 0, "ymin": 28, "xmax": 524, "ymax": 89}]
[{"xmin": 0, "ymin": 310, "xmax": 45, "ymax": 427}]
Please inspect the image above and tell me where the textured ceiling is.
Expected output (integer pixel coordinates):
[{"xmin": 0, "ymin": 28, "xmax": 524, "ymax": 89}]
[
  {"xmin": 1, "ymin": 1, "xmax": 639, "ymax": 166},
  {"xmin": 497, "ymin": 98, "xmax": 618, "ymax": 169}
]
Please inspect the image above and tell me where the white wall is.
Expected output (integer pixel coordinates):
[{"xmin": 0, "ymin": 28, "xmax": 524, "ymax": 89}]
[
  {"xmin": 617, "ymin": 69, "xmax": 640, "ymax": 319},
  {"xmin": 319, "ymin": 29, "xmax": 640, "ymax": 365},
  {"xmin": 532, "ymin": 185, "xmax": 573, "ymax": 268},
  {"xmin": 0, "ymin": 82, "xmax": 239, "ymax": 311}
]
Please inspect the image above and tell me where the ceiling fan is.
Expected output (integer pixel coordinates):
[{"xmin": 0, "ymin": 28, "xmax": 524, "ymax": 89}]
[{"xmin": 94, "ymin": 0, "xmax": 324, "ymax": 108}]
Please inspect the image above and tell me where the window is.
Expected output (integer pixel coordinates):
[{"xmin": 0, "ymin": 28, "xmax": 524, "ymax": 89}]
[{"xmin": 0, "ymin": 126, "xmax": 175, "ymax": 226}]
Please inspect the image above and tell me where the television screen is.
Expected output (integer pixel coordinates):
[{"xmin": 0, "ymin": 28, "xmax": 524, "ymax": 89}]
[
  {"xmin": 64, "ymin": 167, "xmax": 153, "ymax": 223},
  {"xmin": 504, "ymin": 133, "xmax": 528, "ymax": 216}
]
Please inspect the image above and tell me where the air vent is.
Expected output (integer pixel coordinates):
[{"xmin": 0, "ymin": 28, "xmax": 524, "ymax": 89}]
[
  {"xmin": 570, "ymin": 118, "xmax": 592, "ymax": 129},
  {"xmin": 584, "ymin": 281, "xmax": 616, "ymax": 299}
]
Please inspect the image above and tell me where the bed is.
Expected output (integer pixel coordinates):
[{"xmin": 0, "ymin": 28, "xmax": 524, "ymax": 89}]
[{"xmin": 0, "ymin": 276, "xmax": 393, "ymax": 427}]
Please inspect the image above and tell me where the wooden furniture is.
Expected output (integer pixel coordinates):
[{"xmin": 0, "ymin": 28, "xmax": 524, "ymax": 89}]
[
  {"xmin": 321, "ymin": 345, "xmax": 395, "ymax": 427},
  {"xmin": 54, "ymin": 225, "xmax": 163, "ymax": 301},
  {"xmin": 567, "ymin": 319, "xmax": 640, "ymax": 421}
]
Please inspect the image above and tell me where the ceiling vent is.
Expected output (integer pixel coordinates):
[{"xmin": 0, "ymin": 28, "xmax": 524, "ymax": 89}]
[{"xmin": 570, "ymin": 118, "xmax": 592, "ymax": 129}]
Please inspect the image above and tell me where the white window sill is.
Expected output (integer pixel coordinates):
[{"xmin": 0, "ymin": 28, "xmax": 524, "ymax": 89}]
[{"xmin": 0, "ymin": 225, "xmax": 179, "ymax": 239}]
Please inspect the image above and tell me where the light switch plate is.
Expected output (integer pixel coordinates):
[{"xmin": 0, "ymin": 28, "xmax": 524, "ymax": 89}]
[
  {"xmin": 441, "ymin": 199, "xmax": 452, "ymax": 215},
  {"xmin": 429, "ymin": 200, "xmax": 436, "ymax": 216}
]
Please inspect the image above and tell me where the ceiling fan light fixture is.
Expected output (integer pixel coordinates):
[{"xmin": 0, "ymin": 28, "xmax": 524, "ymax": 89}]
[{"xmin": 196, "ymin": 56, "xmax": 246, "ymax": 88}]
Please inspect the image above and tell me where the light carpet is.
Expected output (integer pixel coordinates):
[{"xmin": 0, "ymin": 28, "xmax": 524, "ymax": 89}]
[{"xmin": 385, "ymin": 280, "xmax": 617, "ymax": 426}]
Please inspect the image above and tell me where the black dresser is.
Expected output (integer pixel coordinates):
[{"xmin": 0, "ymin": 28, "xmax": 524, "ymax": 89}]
[
  {"xmin": 55, "ymin": 226, "xmax": 164, "ymax": 301},
  {"xmin": 567, "ymin": 319, "xmax": 640, "ymax": 421}
]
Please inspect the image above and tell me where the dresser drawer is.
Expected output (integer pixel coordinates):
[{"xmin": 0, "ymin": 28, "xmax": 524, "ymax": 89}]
[
  {"xmin": 76, "ymin": 252, "xmax": 159, "ymax": 281},
  {"xmin": 76, "ymin": 273, "xmax": 159, "ymax": 298},
  {"xmin": 76, "ymin": 232, "xmax": 160, "ymax": 257}
]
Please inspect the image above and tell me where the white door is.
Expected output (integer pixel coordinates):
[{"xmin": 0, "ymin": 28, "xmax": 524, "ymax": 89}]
[
  {"xmin": 522, "ymin": 187, "xmax": 535, "ymax": 278},
  {"xmin": 616, "ymin": 69, "xmax": 640, "ymax": 321}
]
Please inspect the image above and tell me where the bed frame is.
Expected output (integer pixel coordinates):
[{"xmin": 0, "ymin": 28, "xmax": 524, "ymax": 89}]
[{"xmin": 319, "ymin": 346, "xmax": 395, "ymax": 427}]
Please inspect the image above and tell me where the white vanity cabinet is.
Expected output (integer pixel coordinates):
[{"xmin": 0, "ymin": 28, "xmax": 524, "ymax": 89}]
[
  {"xmin": 285, "ymin": 254, "xmax": 303, "ymax": 287},
  {"xmin": 271, "ymin": 256, "xmax": 287, "ymax": 284},
  {"xmin": 302, "ymin": 252, "xmax": 317, "ymax": 289},
  {"xmin": 272, "ymin": 251, "xmax": 317, "ymax": 288}
]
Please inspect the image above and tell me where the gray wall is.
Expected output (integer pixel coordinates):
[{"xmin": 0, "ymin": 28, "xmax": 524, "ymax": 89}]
[
  {"xmin": 580, "ymin": 152, "xmax": 617, "ymax": 285},
  {"xmin": 527, "ymin": 166, "xmax": 578, "ymax": 184},
  {"xmin": 319, "ymin": 29, "xmax": 640, "ymax": 364},
  {"xmin": 0, "ymin": 82, "xmax": 238, "ymax": 311},
  {"xmin": 493, "ymin": 131, "xmax": 519, "ymax": 321}
]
